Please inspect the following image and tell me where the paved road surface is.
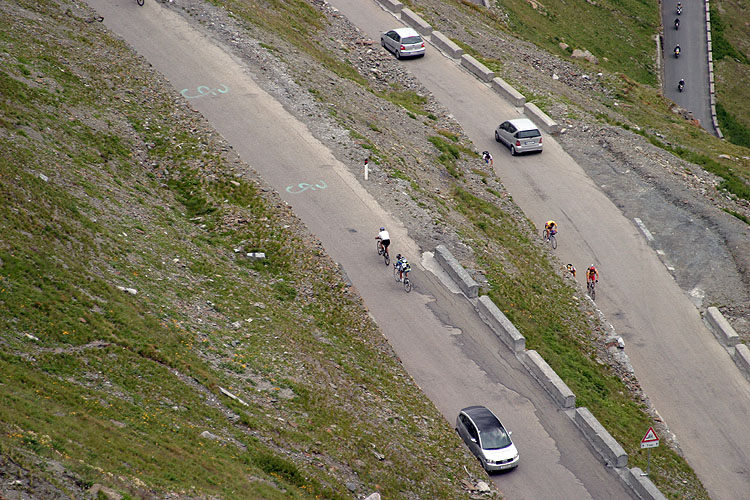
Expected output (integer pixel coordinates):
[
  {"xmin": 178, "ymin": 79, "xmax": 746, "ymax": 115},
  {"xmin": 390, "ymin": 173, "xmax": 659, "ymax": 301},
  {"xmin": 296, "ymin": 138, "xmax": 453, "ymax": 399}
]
[
  {"xmin": 662, "ymin": 0, "xmax": 715, "ymax": 134},
  {"xmin": 85, "ymin": 1, "xmax": 634, "ymax": 499}
]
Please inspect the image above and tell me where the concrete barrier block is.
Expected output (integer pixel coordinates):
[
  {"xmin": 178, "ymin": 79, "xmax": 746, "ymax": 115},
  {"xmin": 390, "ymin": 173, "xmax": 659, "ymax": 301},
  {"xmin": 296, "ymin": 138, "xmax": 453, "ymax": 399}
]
[
  {"xmin": 477, "ymin": 295, "xmax": 526, "ymax": 353},
  {"xmin": 400, "ymin": 8, "xmax": 432, "ymax": 36},
  {"xmin": 523, "ymin": 102, "xmax": 561, "ymax": 135},
  {"xmin": 733, "ymin": 344, "xmax": 750, "ymax": 379},
  {"xmin": 705, "ymin": 307, "xmax": 740, "ymax": 346},
  {"xmin": 460, "ymin": 54, "xmax": 495, "ymax": 82},
  {"xmin": 434, "ymin": 245, "xmax": 479, "ymax": 298},
  {"xmin": 377, "ymin": 0, "xmax": 403, "ymax": 13},
  {"xmin": 575, "ymin": 407, "xmax": 628, "ymax": 468},
  {"xmin": 491, "ymin": 77, "xmax": 526, "ymax": 107},
  {"xmin": 627, "ymin": 468, "xmax": 669, "ymax": 500},
  {"xmin": 430, "ymin": 31, "xmax": 463, "ymax": 58},
  {"xmin": 524, "ymin": 350, "xmax": 576, "ymax": 408}
]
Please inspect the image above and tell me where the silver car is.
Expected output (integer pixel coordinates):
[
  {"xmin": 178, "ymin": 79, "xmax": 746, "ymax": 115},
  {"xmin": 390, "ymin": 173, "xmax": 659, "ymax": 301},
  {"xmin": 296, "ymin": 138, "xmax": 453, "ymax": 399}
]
[
  {"xmin": 495, "ymin": 118, "xmax": 543, "ymax": 155},
  {"xmin": 380, "ymin": 27, "xmax": 426, "ymax": 59},
  {"xmin": 456, "ymin": 405, "xmax": 519, "ymax": 472}
]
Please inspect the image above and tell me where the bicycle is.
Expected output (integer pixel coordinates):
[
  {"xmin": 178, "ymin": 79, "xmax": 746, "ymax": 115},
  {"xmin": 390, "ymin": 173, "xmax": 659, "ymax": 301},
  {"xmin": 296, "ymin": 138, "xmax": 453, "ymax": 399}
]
[
  {"xmin": 376, "ymin": 237, "xmax": 390, "ymax": 266},
  {"xmin": 542, "ymin": 229, "xmax": 557, "ymax": 249},
  {"xmin": 587, "ymin": 280, "xmax": 597, "ymax": 300},
  {"xmin": 393, "ymin": 263, "xmax": 412, "ymax": 293}
]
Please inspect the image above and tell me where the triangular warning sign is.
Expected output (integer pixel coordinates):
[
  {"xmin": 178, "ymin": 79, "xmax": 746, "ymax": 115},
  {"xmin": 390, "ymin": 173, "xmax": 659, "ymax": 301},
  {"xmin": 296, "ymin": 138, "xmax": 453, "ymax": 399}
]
[{"xmin": 642, "ymin": 427, "xmax": 659, "ymax": 443}]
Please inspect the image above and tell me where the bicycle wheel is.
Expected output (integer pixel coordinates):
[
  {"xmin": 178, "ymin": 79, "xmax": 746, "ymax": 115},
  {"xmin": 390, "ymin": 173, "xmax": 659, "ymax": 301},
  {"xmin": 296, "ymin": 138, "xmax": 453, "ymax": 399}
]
[
  {"xmin": 542, "ymin": 229, "xmax": 549, "ymax": 242},
  {"xmin": 137, "ymin": 0, "xmax": 144, "ymax": 5},
  {"xmin": 377, "ymin": 240, "xmax": 383, "ymax": 255},
  {"xmin": 404, "ymin": 277, "xmax": 412, "ymax": 293},
  {"xmin": 384, "ymin": 252, "xmax": 390, "ymax": 266},
  {"xmin": 550, "ymin": 234, "xmax": 557, "ymax": 249},
  {"xmin": 588, "ymin": 282, "xmax": 596, "ymax": 300},
  {"xmin": 393, "ymin": 265, "xmax": 400, "ymax": 281}
]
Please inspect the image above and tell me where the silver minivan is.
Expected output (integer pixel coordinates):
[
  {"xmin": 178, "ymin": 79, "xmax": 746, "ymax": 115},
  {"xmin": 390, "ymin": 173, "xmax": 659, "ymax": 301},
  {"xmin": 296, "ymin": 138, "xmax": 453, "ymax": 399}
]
[
  {"xmin": 380, "ymin": 28, "xmax": 426, "ymax": 59},
  {"xmin": 495, "ymin": 118, "xmax": 543, "ymax": 155}
]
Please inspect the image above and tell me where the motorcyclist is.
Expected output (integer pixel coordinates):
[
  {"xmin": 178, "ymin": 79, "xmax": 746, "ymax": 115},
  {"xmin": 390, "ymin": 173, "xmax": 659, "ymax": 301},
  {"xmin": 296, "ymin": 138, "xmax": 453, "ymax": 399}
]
[
  {"xmin": 674, "ymin": 18, "xmax": 680, "ymax": 29},
  {"xmin": 678, "ymin": 79, "xmax": 685, "ymax": 92},
  {"xmin": 674, "ymin": 44, "xmax": 681, "ymax": 57},
  {"xmin": 677, "ymin": 2, "xmax": 682, "ymax": 14}
]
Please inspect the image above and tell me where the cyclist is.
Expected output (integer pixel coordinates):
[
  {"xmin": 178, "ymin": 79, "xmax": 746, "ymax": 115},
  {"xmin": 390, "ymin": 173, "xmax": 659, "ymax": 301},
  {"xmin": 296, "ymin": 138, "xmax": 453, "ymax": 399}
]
[
  {"xmin": 544, "ymin": 220, "xmax": 557, "ymax": 239},
  {"xmin": 376, "ymin": 227, "xmax": 390, "ymax": 256},
  {"xmin": 566, "ymin": 263, "xmax": 576, "ymax": 278},
  {"xmin": 395, "ymin": 254, "xmax": 411, "ymax": 282},
  {"xmin": 482, "ymin": 150, "xmax": 493, "ymax": 167},
  {"xmin": 586, "ymin": 264, "xmax": 599, "ymax": 286}
]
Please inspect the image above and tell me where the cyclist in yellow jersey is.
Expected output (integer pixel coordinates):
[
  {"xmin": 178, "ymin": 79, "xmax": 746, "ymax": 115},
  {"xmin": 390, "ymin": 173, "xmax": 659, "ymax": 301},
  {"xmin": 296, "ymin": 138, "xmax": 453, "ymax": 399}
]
[{"xmin": 544, "ymin": 220, "xmax": 557, "ymax": 240}]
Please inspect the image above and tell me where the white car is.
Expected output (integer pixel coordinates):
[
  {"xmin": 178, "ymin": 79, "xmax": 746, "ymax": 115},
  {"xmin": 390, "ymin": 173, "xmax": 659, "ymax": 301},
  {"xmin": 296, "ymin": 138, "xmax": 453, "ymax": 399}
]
[
  {"xmin": 495, "ymin": 118, "xmax": 543, "ymax": 156},
  {"xmin": 380, "ymin": 28, "xmax": 426, "ymax": 59},
  {"xmin": 456, "ymin": 405, "xmax": 519, "ymax": 472}
]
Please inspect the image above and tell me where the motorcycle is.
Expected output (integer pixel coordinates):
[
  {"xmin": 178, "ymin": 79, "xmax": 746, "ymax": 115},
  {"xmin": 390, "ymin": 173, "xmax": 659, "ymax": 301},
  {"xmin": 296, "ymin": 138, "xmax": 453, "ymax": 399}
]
[
  {"xmin": 674, "ymin": 46, "xmax": 681, "ymax": 58},
  {"xmin": 678, "ymin": 79, "xmax": 685, "ymax": 92},
  {"xmin": 677, "ymin": 3, "xmax": 682, "ymax": 15},
  {"xmin": 675, "ymin": 18, "xmax": 680, "ymax": 30}
]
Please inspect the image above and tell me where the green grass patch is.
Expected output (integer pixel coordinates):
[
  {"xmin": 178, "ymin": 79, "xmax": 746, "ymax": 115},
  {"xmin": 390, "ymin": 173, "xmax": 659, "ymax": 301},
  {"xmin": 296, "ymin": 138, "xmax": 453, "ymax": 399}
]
[
  {"xmin": 376, "ymin": 89, "xmax": 429, "ymax": 116},
  {"xmin": 722, "ymin": 208, "xmax": 750, "ymax": 224}
]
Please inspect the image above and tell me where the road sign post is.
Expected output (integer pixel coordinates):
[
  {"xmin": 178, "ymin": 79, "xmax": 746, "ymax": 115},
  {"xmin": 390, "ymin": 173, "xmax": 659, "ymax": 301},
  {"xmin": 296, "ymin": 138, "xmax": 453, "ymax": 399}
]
[{"xmin": 640, "ymin": 426, "xmax": 660, "ymax": 475}]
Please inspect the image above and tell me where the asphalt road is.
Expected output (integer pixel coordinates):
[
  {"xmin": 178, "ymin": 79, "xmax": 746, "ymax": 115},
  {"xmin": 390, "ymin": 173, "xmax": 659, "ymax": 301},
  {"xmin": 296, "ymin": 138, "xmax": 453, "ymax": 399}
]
[
  {"xmin": 84, "ymin": 1, "xmax": 635, "ymax": 498},
  {"xmin": 662, "ymin": 0, "xmax": 715, "ymax": 133},
  {"xmin": 86, "ymin": 0, "xmax": 750, "ymax": 499}
]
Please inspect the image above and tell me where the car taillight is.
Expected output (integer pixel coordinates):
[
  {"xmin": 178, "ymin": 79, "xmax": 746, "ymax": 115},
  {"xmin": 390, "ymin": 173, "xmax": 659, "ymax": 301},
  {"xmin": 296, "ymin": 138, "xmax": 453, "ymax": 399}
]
[
  {"xmin": 539, "ymin": 137, "xmax": 542, "ymax": 143},
  {"xmin": 400, "ymin": 45, "xmax": 406, "ymax": 51},
  {"xmin": 421, "ymin": 43, "xmax": 425, "ymax": 48},
  {"xmin": 515, "ymin": 140, "xmax": 521, "ymax": 146}
]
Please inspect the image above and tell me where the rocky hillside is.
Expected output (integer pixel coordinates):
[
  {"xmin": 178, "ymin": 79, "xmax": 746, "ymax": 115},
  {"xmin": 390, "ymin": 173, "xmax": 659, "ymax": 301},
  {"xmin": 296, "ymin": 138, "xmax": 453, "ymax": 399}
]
[{"xmin": 0, "ymin": 1, "xmax": 497, "ymax": 498}]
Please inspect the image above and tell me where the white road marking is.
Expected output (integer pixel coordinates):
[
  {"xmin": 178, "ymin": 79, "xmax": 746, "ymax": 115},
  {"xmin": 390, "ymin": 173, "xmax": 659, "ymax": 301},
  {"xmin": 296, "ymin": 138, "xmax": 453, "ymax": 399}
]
[{"xmin": 634, "ymin": 217, "xmax": 654, "ymax": 242}]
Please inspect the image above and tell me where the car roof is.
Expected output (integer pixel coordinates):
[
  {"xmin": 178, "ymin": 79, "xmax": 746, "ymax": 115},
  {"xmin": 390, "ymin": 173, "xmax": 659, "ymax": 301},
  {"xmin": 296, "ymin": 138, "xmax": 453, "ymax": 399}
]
[
  {"xmin": 391, "ymin": 27, "xmax": 422, "ymax": 38},
  {"xmin": 461, "ymin": 405, "xmax": 502, "ymax": 431},
  {"xmin": 506, "ymin": 118, "xmax": 539, "ymax": 131}
]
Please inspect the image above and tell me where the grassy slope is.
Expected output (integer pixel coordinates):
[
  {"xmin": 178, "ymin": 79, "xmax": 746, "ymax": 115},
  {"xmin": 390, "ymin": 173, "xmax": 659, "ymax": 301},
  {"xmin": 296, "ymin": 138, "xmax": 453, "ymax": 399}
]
[
  {"xmin": 490, "ymin": 0, "xmax": 659, "ymax": 85},
  {"xmin": 711, "ymin": 0, "xmax": 750, "ymax": 147},
  {"xmin": 0, "ymin": 1, "xmax": 487, "ymax": 499}
]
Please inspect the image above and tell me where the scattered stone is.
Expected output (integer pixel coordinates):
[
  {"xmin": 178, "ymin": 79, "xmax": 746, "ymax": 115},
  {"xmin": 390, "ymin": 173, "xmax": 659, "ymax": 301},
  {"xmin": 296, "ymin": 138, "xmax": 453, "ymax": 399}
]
[
  {"xmin": 475, "ymin": 480, "xmax": 491, "ymax": 492},
  {"xmin": 116, "ymin": 286, "xmax": 137, "ymax": 295},
  {"xmin": 570, "ymin": 48, "xmax": 599, "ymax": 64},
  {"xmin": 200, "ymin": 430, "xmax": 221, "ymax": 440},
  {"xmin": 89, "ymin": 484, "xmax": 122, "ymax": 500},
  {"xmin": 220, "ymin": 386, "xmax": 249, "ymax": 406}
]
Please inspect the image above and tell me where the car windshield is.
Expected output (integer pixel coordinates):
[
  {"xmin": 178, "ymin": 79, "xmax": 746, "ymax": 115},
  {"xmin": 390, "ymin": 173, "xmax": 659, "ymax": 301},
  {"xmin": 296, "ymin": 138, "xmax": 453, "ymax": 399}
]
[
  {"xmin": 480, "ymin": 426, "xmax": 512, "ymax": 450},
  {"xmin": 517, "ymin": 129, "xmax": 540, "ymax": 139},
  {"xmin": 401, "ymin": 36, "xmax": 422, "ymax": 44}
]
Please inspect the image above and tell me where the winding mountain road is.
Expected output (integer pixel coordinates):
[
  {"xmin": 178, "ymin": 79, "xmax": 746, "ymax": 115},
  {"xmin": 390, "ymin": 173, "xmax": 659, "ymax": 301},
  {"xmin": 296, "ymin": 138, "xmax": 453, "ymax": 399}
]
[{"xmin": 86, "ymin": 0, "xmax": 749, "ymax": 499}]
